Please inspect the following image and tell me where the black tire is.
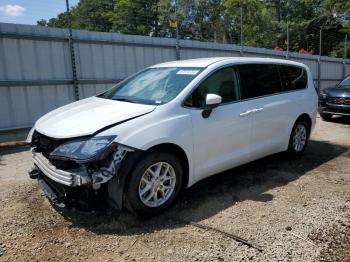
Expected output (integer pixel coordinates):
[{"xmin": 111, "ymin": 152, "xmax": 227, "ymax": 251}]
[
  {"xmin": 320, "ymin": 113, "xmax": 332, "ymax": 121},
  {"xmin": 124, "ymin": 151, "xmax": 183, "ymax": 217},
  {"xmin": 287, "ymin": 119, "xmax": 310, "ymax": 157}
]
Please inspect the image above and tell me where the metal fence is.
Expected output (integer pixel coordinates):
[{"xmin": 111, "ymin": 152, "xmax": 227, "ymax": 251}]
[{"xmin": 0, "ymin": 22, "xmax": 350, "ymax": 132}]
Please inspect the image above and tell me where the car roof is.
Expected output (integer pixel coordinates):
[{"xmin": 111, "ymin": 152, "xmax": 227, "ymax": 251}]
[{"xmin": 150, "ymin": 57, "xmax": 307, "ymax": 69}]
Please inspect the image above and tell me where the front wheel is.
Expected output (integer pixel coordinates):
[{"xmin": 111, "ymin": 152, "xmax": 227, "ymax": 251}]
[
  {"xmin": 124, "ymin": 151, "xmax": 183, "ymax": 217},
  {"xmin": 287, "ymin": 120, "xmax": 310, "ymax": 157}
]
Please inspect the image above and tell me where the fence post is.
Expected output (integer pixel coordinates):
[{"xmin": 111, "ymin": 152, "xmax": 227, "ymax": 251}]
[
  {"xmin": 240, "ymin": 6, "xmax": 244, "ymax": 56},
  {"xmin": 175, "ymin": 35, "xmax": 180, "ymax": 60},
  {"xmin": 343, "ymin": 34, "xmax": 348, "ymax": 78},
  {"xmin": 175, "ymin": 40, "xmax": 180, "ymax": 60},
  {"xmin": 66, "ymin": 0, "xmax": 79, "ymax": 100},
  {"xmin": 317, "ymin": 29, "xmax": 322, "ymax": 91},
  {"xmin": 174, "ymin": 0, "xmax": 180, "ymax": 60}
]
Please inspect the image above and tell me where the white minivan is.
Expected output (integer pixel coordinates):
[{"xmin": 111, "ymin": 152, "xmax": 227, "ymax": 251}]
[{"xmin": 27, "ymin": 57, "xmax": 318, "ymax": 216}]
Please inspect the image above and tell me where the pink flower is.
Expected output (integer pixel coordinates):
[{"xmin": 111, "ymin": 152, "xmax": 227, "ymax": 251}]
[
  {"xmin": 298, "ymin": 48, "xmax": 315, "ymax": 55},
  {"xmin": 274, "ymin": 46, "xmax": 284, "ymax": 51}
]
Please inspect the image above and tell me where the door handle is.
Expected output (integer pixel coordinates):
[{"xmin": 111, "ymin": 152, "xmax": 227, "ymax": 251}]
[
  {"xmin": 239, "ymin": 110, "xmax": 253, "ymax": 116},
  {"xmin": 240, "ymin": 108, "xmax": 264, "ymax": 117},
  {"xmin": 254, "ymin": 107, "xmax": 264, "ymax": 113}
]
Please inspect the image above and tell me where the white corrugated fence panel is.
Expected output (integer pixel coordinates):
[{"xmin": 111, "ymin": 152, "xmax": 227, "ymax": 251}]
[{"xmin": 1, "ymin": 22, "xmax": 350, "ymax": 133}]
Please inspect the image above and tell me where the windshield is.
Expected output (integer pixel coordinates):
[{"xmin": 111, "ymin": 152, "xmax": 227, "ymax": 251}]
[
  {"xmin": 338, "ymin": 76, "xmax": 350, "ymax": 88},
  {"xmin": 99, "ymin": 67, "xmax": 203, "ymax": 105}
]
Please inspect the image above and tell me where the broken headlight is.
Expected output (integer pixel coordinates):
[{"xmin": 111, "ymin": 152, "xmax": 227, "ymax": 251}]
[{"xmin": 50, "ymin": 136, "xmax": 116, "ymax": 162}]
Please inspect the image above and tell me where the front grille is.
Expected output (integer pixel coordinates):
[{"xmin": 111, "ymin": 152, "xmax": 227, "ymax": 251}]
[
  {"xmin": 50, "ymin": 158, "xmax": 80, "ymax": 170},
  {"xmin": 32, "ymin": 131, "xmax": 68, "ymax": 158},
  {"xmin": 327, "ymin": 96, "xmax": 350, "ymax": 106}
]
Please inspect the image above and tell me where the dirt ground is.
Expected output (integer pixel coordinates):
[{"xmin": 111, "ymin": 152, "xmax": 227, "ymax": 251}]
[{"xmin": 0, "ymin": 115, "xmax": 349, "ymax": 262}]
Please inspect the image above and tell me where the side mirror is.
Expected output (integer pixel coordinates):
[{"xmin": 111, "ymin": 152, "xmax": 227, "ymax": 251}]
[{"xmin": 202, "ymin": 94, "xmax": 222, "ymax": 118}]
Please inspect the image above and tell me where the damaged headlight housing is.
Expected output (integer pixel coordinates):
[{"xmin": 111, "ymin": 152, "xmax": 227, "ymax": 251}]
[{"xmin": 50, "ymin": 136, "xmax": 116, "ymax": 162}]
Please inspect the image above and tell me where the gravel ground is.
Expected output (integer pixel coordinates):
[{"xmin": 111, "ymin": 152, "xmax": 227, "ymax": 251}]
[{"xmin": 0, "ymin": 115, "xmax": 349, "ymax": 262}]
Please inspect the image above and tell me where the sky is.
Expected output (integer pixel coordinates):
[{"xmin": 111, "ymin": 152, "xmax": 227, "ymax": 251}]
[{"xmin": 0, "ymin": 0, "xmax": 79, "ymax": 25}]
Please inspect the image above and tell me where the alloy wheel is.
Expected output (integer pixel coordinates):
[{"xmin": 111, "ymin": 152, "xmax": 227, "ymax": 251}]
[
  {"xmin": 292, "ymin": 123, "xmax": 307, "ymax": 152},
  {"xmin": 138, "ymin": 162, "xmax": 176, "ymax": 208}
]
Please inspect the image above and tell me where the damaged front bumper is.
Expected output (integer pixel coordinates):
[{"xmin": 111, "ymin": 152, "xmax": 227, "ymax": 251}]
[
  {"xmin": 30, "ymin": 144, "xmax": 138, "ymax": 210},
  {"xmin": 32, "ymin": 145, "xmax": 130, "ymax": 187},
  {"xmin": 32, "ymin": 151, "xmax": 89, "ymax": 186}
]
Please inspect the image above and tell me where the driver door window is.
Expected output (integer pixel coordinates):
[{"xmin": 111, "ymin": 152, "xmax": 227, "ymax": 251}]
[{"xmin": 185, "ymin": 67, "xmax": 240, "ymax": 107}]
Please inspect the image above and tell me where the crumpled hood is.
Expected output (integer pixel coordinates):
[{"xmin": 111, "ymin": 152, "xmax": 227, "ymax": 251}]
[{"xmin": 35, "ymin": 97, "xmax": 156, "ymax": 139}]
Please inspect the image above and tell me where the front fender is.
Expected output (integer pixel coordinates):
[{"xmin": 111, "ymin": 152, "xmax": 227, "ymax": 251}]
[
  {"xmin": 123, "ymin": 115, "xmax": 192, "ymax": 149},
  {"xmin": 108, "ymin": 149, "xmax": 144, "ymax": 209},
  {"xmin": 99, "ymin": 109, "xmax": 195, "ymax": 186}
]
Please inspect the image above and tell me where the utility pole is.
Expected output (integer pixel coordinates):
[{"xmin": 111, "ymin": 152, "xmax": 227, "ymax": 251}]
[
  {"xmin": 174, "ymin": 0, "xmax": 180, "ymax": 60},
  {"xmin": 286, "ymin": 22, "xmax": 289, "ymax": 59},
  {"xmin": 317, "ymin": 29, "xmax": 322, "ymax": 91},
  {"xmin": 66, "ymin": 0, "xmax": 79, "ymax": 100},
  {"xmin": 240, "ymin": 6, "xmax": 243, "ymax": 56},
  {"xmin": 345, "ymin": 34, "xmax": 348, "ymax": 59},
  {"xmin": 343, "ymin": 34, "xmax": 348, "ymax": 78}
]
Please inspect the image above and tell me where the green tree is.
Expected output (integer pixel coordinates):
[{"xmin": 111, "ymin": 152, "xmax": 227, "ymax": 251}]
[
  {"xmin": 37, "ymin": 0, "xmax": 350, "ymax": 57},
  {"xmin": 223, "ymin": 0, "xmax": 278, "ymax": 48},
  {"xmin": 37, "ymin": 19, "xmax": 48, "ymax": 26},
  {"xmin": 46, "ymin": 12, "xmax": 71, "ymax": 28},
  {"xmin": 71, "ymin": 0, "xmax": 116, "ymax": 31},
  {"xmin": 107, "ymin": 0, "xmax": 159, "ymax": 36},
  {"xmin": 156, "ymin": 0, "xmax": 234, "ymax": 43},
  {"xmin": 195, "ymin": 0, "xmax": 233, "ymax": 43},
  {"xmin": 278, "ymin": 0, "xmax": 323, "ymax": 52},
  {"xmin": 37, "ymin": 0, "xmax": 116, "ymax": 32}
]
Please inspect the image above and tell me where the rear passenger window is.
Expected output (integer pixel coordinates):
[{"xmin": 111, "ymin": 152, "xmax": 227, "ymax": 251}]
[
  {"xmin": 279, "ymin": 65, "xmax": 307, "ymax": 91},
  {"xmin": 238, "ymin": 64, "xmax": 282, "ymax": 99}
]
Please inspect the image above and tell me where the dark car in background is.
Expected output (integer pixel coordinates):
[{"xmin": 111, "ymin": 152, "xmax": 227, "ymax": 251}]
[{"xmin": 319, "ymin": 75, "xmax": 350, "ymax": 120}]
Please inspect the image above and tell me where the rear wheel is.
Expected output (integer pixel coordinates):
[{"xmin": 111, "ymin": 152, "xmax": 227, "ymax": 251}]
[
  {"xmin": 320, "ymin": 113, "xmax": 332, "ymax": 121},
  {"xmin": 124, "ymin": 151, "xmax": 183, "ymax": 217},
  {"xmin": 287, "ymin": 120, "xmax": 310, "ymax": 157}
]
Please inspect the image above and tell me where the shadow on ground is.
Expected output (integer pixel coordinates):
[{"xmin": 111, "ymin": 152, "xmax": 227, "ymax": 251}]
[
  {"xmin": 0, "ymin": 145, "xmax": 29, "ymax": 166},
  {"xmin": 53, "ymin": 139, "xmax": 348, "ymax": 235},
  {"xmin": 0, "ymin": 145, "xmax": 29, "ymax": 155},
  {"xmin": 321, "ymin": 115, "xmax": 350, "ymax": 126}
]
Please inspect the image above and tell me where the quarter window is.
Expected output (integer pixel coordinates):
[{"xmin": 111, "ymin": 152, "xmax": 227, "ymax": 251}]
[
  {"xmin": 184, "ymin": 67, "xmax": 240, "ymax": 107},
  {"xmin": 279, "ymin": 65, "xmax": 307, "ymax": 91},
  {"xmin": 238, "ymin": 64, "xmax": 282, "ymax": 99}
]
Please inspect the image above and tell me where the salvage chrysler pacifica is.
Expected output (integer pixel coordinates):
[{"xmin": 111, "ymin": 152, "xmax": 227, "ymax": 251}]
[{"xmin": 27, "ymin": 57, "xmax": 317, "ymax": 216}]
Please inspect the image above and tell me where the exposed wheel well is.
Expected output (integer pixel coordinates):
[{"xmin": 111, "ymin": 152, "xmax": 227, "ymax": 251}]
[
  {"xmin": 295, "ymin": 113, "xmax": 312, "ymax": 136},
  {"xmin": 146, "ymin": 143, "xmax": 189, "ymax": 188}
]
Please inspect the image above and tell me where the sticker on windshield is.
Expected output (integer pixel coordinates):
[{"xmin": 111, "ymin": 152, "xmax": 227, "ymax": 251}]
[{"xmin": 176, "ymin": 70, "xmax": 199, "ymax": 75}]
